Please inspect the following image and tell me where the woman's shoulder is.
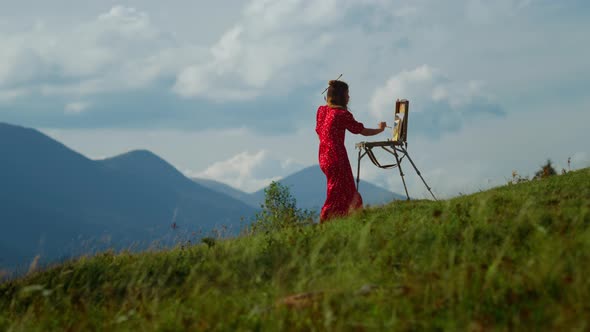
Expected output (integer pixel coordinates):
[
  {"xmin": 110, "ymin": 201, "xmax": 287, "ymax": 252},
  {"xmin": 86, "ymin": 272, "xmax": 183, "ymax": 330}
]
[
  {"xmin": 318, "ymin": 105, "xmax": 352, "ymax": 117},
  {"xmin": 332, "ymin": 107, "xmax": 352, "ymax": 117}
]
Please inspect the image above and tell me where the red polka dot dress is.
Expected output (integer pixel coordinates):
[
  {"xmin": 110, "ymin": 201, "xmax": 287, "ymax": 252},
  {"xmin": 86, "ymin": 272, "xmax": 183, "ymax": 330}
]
[{"xmin": 316, "ymin": 105, "xmax": 365, "ymax": 222}]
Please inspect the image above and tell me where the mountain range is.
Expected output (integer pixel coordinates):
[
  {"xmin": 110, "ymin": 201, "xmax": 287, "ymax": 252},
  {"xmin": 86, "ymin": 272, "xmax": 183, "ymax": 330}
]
[
  {"xmin": 0, "ymin": 122, "xmax": 255, "ymax": 272},
  {"xmin": 0, "ymin": 122, "xmax": 402, "ymax": 273},
  {"xmin": 193, "ymin": 166, "xmax": 404, "ymax": 211}
]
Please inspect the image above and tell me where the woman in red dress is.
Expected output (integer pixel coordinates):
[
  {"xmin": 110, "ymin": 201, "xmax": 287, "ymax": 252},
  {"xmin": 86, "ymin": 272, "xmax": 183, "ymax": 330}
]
[{"xmin": 316, "ymin": 80, "xmax": 386, "ymax": 223}]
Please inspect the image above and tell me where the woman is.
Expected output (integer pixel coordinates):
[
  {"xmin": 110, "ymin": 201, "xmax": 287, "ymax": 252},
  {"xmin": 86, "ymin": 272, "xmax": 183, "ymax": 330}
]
[{"xmin": 316, "ymin": 80, "xmax": 386, "ymax": 223}]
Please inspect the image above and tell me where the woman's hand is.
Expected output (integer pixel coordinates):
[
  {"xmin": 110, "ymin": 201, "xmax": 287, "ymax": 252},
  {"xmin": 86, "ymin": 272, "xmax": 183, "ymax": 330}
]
[{"xmin": 361, "ymin": 122, "xmax": 388, "ymax": 136}]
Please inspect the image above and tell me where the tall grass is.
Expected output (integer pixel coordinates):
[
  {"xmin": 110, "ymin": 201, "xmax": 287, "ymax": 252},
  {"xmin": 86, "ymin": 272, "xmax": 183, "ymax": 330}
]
[{"xmin": 1, "ymin": 168, "xmax": 589, "ymax": 331}]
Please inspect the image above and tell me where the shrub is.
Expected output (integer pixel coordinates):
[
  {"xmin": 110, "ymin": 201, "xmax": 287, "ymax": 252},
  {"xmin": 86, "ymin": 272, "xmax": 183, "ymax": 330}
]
[
  {"xmin": 249, "ymin": 181, "xmax": 316, "ymax": 234},
  {"xmin": 534, "ymin": 159, "xmax": 557, "ymax": 180}
]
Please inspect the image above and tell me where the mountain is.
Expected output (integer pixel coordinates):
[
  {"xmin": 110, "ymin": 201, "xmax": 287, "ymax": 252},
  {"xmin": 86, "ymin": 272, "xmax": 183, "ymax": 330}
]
[
  {"xmin": 100, "ymin": 150, "xmax": 195, "ymax": 190},
  {"xmin": 97, "ymin": 150, "xmax": 256, "ymax": 231},
  {"xmin": 250, "ymin": 166, "xmax": 405, "ymax": 211},
  {"xmin": 194, "ymin": 165, "xmax": 405, "ymax": 213},
  {"xmin": 192, "ymin": 178, "xmax": 260, "ymax": 208},
  {"xmin": 0, "ymin": 123, "xmax": 256, "ymax": 271}
]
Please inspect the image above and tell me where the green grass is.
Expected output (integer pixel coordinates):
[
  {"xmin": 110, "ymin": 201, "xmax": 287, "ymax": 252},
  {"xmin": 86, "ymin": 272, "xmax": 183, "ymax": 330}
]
[{"xmin": 1, "ymin": 168, "xmax": 589, "ymax": 331}]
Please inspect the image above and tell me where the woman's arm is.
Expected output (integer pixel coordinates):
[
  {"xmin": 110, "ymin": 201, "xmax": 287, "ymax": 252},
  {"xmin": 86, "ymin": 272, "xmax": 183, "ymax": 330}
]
[{"xmin": 361, "ymin": 122, "xmax": 387, "ymax": 136}]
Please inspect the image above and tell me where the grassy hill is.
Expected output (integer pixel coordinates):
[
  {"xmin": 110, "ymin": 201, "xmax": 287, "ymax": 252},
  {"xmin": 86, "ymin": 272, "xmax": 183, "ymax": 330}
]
[{"xmin": 1, "ymin": 168, "xmax": 589, "ymax": 331}]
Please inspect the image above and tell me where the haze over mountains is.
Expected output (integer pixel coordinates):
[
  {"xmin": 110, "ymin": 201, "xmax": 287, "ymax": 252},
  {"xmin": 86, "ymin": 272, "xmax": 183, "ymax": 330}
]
[{"xmin": 0, "ymin": 122, "xmax": 402, "ymax": 272}]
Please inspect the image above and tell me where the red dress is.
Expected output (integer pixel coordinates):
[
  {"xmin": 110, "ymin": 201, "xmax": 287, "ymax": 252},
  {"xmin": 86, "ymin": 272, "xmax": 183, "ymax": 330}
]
[{"xmin": 316, "ymin": 105, "xmax": 365, "ymax": 222}]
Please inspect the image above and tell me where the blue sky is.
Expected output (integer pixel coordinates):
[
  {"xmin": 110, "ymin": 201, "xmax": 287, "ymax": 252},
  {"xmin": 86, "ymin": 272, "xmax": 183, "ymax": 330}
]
[{"xmin": 1, "ymin": 0, "xmax": 589, "ymax": 196}]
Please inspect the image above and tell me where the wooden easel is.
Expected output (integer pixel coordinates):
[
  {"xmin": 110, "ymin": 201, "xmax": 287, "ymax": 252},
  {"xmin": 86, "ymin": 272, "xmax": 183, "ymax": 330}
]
[{"xmin": 355, "ymin": 99, "xmax": 437, "ymax": 201}]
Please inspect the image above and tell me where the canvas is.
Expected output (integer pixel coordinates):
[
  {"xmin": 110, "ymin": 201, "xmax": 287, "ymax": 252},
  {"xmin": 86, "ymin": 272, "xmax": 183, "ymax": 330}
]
[{"xmin": 393, "ymin": 99, "xmax": 409, "ymax": 143}]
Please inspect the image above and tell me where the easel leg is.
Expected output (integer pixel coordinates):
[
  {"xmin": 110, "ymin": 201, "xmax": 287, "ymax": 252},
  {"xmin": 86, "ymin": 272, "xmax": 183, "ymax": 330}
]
[
  {"xmin": 400, "ymin": 147, "xmax": 437, "ymax": 201},
  {"xmin": 393, "ymin": 148, "xmax": 410, "ymax": 201},
  {"xmin": 356, "ymin": 148, "xmax": 361, "ymax": 190}
]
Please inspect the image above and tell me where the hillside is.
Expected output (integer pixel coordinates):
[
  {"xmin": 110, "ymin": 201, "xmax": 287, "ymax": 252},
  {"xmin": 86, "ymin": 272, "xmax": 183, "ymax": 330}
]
[
  {"xmin": 0, "ymin": 123, "xmax": 256, "ymax": 272},
  {"xmin": 1, "ymin": 168, "xmax": 589, "ymax": 331}
]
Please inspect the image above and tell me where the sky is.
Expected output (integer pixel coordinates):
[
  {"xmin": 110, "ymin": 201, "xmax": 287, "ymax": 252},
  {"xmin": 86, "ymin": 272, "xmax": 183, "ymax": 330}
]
[{"xmin": 1, "ymin": 0, "xmax": 589, "ymax": 197}]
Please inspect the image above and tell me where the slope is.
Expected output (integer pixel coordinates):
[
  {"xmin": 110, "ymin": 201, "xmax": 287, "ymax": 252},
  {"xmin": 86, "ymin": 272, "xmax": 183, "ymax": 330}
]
[{"xmin": 1, "ymin": 167, "xmax": 588, "ymax": 330}]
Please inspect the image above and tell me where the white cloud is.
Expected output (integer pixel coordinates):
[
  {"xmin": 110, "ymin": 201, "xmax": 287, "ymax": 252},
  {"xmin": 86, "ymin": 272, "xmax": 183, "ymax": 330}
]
[
  {"xmin": 64, "ymin": 101, "xmax": 90, "ymax": 114},
  {"xmin": 41, "ymin": 80, "xmax": 103, "ymax": 96},
  {"xmin": 189, "ymin": 150, "xmax": 304, "ymax": 192},
  {"xmin": 0, "ymin": 0, "xmax": 580, "ymax": 108},
  {"xmin": 369, "ymin": 65, "xmax": 436, "ymax": 118},
  {"xmin": 0, "ymin": 41, "xmax": 45, "ymax": 87},
  {"xmin": 368, "ymin": 65, "xmax": 497, "ymax": 122},
  {"xmin": 0, "ymin": 5, "xmax": 205, "ymax": 97},
  {"xmin": 466, "ymin": 0, "xmax": 535, "ymax": 24},
  {"xmin": 0, "ymin": 88, "xmax": 28, "ymax": 103},
  {"xmin": 97, "ymin": 6, "xmax": 156, "ymax": 39},
  {"xmin": 173, "ymin": 0, "xmax": 346, "ymax": 101},
  {"xmin": 393, "ymin": 6, "xmax": 418, "ymax": 17}
]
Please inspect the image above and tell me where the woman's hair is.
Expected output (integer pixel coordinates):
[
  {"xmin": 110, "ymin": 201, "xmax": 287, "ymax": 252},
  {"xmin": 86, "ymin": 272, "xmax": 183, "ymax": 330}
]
[{"xmin": 326, "ymin": 80, "xmax": 349, "ymax": 108}]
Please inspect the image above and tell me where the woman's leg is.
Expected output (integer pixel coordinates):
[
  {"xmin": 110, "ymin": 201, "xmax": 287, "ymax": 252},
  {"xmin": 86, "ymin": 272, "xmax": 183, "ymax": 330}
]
[
  {"xmin": 350, "ymin": 191, "xmax": 363, "ymax": 212},
  {"xmin": 320, "ymin": 164, "xmax": 360, "ymax": 223},
  {"xmin": 321, "ymin": 165, "xmax": 345, "ymax": 223}
]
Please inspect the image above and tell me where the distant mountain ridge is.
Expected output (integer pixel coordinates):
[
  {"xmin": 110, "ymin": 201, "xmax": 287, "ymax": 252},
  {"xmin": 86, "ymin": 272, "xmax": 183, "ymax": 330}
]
[
  {"xmin": 0, "ymin": 122, "xmax": 256, "ymax": 272},
  {"xmin": 101, "ymin": 150, "xmax": 193, "ymax": 189},
  {"xmin": 193, "ymin": 165, "xmax": 405, "ymax": 212},
  {"xmin": 192, "ymin": 178, "xmax": 260, "ymax": 208}
]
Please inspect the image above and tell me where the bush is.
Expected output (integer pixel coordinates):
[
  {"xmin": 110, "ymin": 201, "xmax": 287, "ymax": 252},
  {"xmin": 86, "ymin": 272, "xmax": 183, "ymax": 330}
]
[
  {"xmin": 249, "ymin": 181, "xmax": 316, "ymax": 234},
  {"xmin": 534, "ymin": 159, "xmax": 557, "ymax": 180}
]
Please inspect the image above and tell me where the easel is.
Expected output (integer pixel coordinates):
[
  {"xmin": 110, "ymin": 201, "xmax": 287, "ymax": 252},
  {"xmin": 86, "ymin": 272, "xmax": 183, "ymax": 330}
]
[{"xmin": 355, "ymin": 99, "xmax": 437, "ymax": 201}]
